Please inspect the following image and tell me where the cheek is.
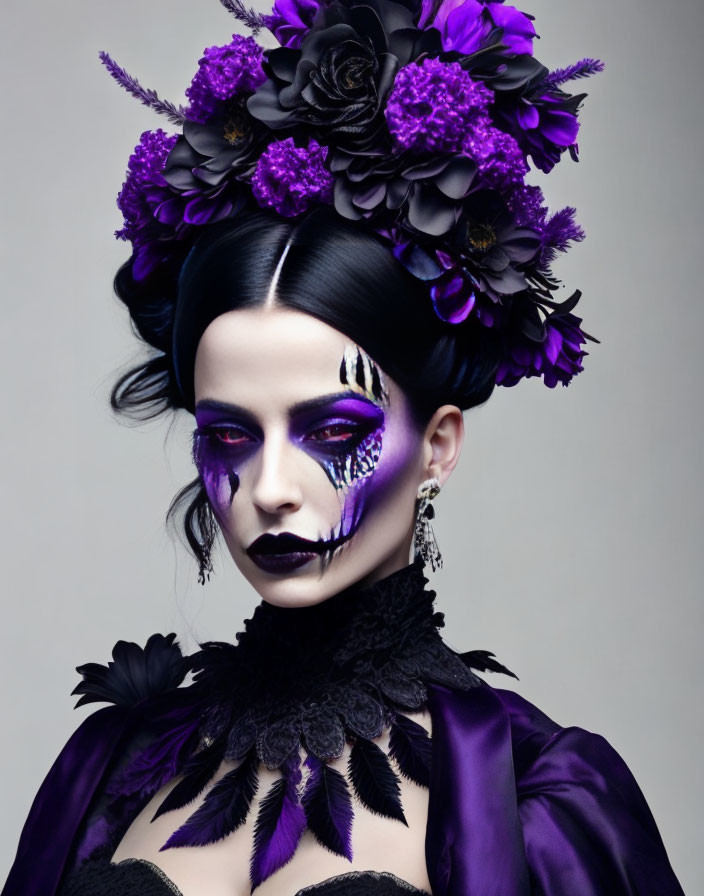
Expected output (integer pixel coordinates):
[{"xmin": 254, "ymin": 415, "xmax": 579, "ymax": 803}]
[
  {"xmin": 334, "ymin": 418, "xmax": 419, "ymax": 538},
  {"xmin": 192, "ymin": 434, "xmax": 247, "ymax": 512}
]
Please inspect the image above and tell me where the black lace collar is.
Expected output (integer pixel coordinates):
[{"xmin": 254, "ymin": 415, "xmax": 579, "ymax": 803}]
[
  {"xmin": 189, "ymin": 556, "xmax": 481, "ymax": 768},
  {"xmin": 73, "ymin": 558, "xmax": 514, "ymax": 890}
]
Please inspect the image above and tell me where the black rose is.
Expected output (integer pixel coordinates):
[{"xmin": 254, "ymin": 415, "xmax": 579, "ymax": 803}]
[{"xmin": 247, "ymin": 0, "xmax": 441, "ymax": 149}]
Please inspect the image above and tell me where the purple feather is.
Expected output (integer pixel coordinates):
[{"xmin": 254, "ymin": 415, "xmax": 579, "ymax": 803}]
[
  {"xmin": 107, "ymin": 715, "xmax": 201, "ymax": 800},
  {"xmin": 541, "ymin": 58, "xmax": 605, "ymax": 89},
  {"xmin": 219, "ymin": 0, "xmax": 269, "ymax": 33},
  {"xmin": 98, "ymin": 51, "xmax": 187, "ymax": 126},
  {"xmin": 159, "ymin": 747, "xmax": 259, "ymax": 848},
  {"xmin": 301, "ymin": 755, "xmax": 354, "ymax": 860},
  {"xmin": 388, "ymin": 714, "xmax": 432, "ymax": 788},
  {"xmin": 250, "ymin": 754, "xmax": 306, "ymax": 890}
]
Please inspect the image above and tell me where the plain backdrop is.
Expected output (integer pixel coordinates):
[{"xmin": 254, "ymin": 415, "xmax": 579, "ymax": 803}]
[{"xmin": 1, "ymin": 0, "xmax": 702, "ymax": 890}]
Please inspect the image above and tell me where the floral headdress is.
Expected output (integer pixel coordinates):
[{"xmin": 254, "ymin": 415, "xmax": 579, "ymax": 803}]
[{"xmin": 102, "ymin": 0, "xmax": 603, "ymax": 389}]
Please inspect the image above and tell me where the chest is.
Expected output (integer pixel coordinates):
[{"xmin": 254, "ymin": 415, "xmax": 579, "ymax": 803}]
[{"xmin": 110, "ymin": 710, "xmax": 434, "ymax": 896}]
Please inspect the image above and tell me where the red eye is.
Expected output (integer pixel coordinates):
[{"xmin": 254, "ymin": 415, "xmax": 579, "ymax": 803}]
[
  {"xmin": 214, "ymin": 428, "xmax": 251, "ymax": 446},
  {"xmin": 309, "ymin": 423, "xmax": 359, "ymax": 442}
]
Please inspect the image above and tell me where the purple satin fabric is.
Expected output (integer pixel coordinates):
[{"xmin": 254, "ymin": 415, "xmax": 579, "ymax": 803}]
[
  {"xmin": 3, "ymin": 683, "xmax": 686, "ymax": 896},
  {"xmin": 2, "ymin": 704, "xmax": 133, "ymax": 896},
  {"xmin": 425, "ymin": 682, "xmax": 685, "ymax": 896}
]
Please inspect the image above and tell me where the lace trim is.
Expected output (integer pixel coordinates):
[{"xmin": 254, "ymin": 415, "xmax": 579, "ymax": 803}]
[
  {"xmin": 295, "ymin": 869, "xmax": 432, "ymax": 894},
  {"xmin": 115, "ymin": 859, "xmax": 182, "ymax": 895}
]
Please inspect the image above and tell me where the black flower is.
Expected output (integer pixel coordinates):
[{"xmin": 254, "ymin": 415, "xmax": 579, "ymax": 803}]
[
  {"xmin": 247, "ymin": 0, "xmax": 441, "ymax": 150},
  {"xmin": 72, "ymin": 633, "xmax": 188, "ymax": 708},
  {"xmin": 161, "ymin": 99, "xmax": 269, "ymax": 225}
]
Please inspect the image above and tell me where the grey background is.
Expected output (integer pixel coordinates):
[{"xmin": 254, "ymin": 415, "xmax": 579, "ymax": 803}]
[{"xmin": 1, "ymin": 0, "xmax": 702, "ymax": 890}]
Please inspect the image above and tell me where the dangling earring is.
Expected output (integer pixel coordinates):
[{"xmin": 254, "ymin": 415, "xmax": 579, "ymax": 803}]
[
  {"xmin": 195, "ymin": 493, "xmax": 218, "ymax": 586},
  {"xmin": 413, "ymin": 477, "xmax": 442, "ymax": 571}
]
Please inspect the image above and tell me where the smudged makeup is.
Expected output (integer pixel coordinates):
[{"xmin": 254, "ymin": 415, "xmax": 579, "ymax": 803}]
[{"xmin": 192, "ymin": 345, "xmax": 392, "ymax": 575}]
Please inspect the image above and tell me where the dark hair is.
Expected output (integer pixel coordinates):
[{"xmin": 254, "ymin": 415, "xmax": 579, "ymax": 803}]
[{"xmin": 110, "ymin": 205, "xmax": 501, "ymax": 578}]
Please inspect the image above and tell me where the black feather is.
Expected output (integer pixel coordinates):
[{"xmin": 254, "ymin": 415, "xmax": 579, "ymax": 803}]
[
  {"xmin": 152, "ymin": 739, "xmax": 226, "ymax": 821},
  {"xmin": 458, "ymin": 649, "xmax": 519, "ymax": 680},
  {"xmin": 348, "ymin": 738, "xmax": 407, "ymax": 825},
  {"xmin": 160, "ymin": 747, "xmax": 259, "ymax": 848},
  {"xmin": 301, "ymin": 756, "xmax": 354, "ymax": 860},
  {"xmin": 388, "ymin": 714, "xmax": 432, "ymax": 788}
]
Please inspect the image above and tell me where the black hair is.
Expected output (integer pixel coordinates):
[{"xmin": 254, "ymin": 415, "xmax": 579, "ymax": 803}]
[{"xmin": 110, "ymin": 205, "xmax": 501, "ymax": 579}]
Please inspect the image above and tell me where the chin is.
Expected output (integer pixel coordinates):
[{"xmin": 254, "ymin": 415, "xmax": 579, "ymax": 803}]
[{"xmin": 234, "ymin": 546, "xmax": 388, "ymax": 607}]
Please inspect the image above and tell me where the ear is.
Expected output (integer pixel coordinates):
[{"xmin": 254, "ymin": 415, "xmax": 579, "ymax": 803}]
[{"xmin": 421, "ymin": 405, "xmax": 464, "ymax": 488}]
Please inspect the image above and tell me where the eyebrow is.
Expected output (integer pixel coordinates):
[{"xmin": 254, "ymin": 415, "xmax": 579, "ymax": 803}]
[{"xmin": 195, "ymin": 390, "xmax": 382, "ymax": 423}]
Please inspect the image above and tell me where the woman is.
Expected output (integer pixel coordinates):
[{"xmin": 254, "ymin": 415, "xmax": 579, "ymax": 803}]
[{"xmin": 2, "ymin": 0, "xmax": 686, "ymax": 894}]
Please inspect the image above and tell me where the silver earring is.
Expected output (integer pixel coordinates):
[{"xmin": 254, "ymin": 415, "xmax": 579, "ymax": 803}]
[{"xmin": 413, "ymin": 477, "xmax": 442, "ymax": 571}]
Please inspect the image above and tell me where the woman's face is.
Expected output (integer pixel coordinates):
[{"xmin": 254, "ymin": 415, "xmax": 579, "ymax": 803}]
[{"xmin": 192, "ymin": 307, "xmax": 428, "ymax": 607}]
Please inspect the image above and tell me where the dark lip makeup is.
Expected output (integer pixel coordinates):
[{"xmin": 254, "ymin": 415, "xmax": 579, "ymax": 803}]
[{"xmin": 246, "ymin": 529, "xmax": 355, "ymax": 574}]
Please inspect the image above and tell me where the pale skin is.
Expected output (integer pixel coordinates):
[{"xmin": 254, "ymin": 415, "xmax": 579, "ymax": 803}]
[{"xmin": 112, "ymin": 305, "xmax": 465, "ymax": 895}]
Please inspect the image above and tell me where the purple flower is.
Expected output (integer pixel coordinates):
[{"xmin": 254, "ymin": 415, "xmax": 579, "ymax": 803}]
[
  {"xmin": 493, "ymin": 89, "xmax": 584, "ymax": 173},
  {"xmin": 505, "ymin": 182, "xmax": 547, "ymax": 230},
  {"xmin": 419, "ymin": 0, "xmax": 536, "ymax": 57},
  {"xmin": 161, "ymin": 99, "xmax": 269, "ymax": 228},
  {"xmin": 385, "ymin": 58, "xmax": 493, "ymax": 154},
  {"xmin": 506, "ymin": 186, "xmax": 585, "ymax": 271},
  {"xmin": 186, "ymin": 34, "xmax": 266, "ymax": 124},
  {"xmin": 461, "ymin": 117, "xmax": 527, "ymax": 189},
  {"xmin": 496, "ymin": 311, "xmax": 588, "ymax": 387},
  {"xmin": 116, "ymin": 129, "xmax": 179, "ymax": 244},
  {"xmin": 247, "ymin": 0, "xmax": 441, "ymax": 151},
  {"xmin": 263, "ymin": 0, "xmax": 323, "ymax": 48},
  {"xmin": 251, "ymin": 137, "xmax": 334, "ymax": 216}
]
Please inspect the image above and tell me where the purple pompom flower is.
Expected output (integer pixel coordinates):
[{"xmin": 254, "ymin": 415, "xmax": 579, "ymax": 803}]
[
  {"xmin": 116, "ymin": 129, "xmax": 179, "ymax": 244},
  {"xmin": 461, "ymin": 117, "xmax": 527, "ymax": 189},
  {"xmin": 496, "ymin": 311, "xmax": 589, "ymax": 388},
  {"xmin": 186, "ymin": 34, "xmax": 266, "ymax": 123},
  {"xmin": 251, "ymin": 137, "xmax": 334, "ymax": 216},
  {"xmin": 263, "ymin": 0, "xmax": 323, "ymax": 48},
  {"xmin": 419, "ymin": 0, "xmax": 536, "ymax": 57},
  {"xmin": 385, "ymin": 58, "xmax": 493, "ymax": 154}
]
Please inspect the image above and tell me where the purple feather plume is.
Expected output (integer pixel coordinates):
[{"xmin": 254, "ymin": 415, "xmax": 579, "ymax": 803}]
[
  {"xmin": 219, "ymin": 0, "xmax": 269, "ymax": 33},
  {"xmin": 301, "ymin": 755, "xmax": 354, "ymax": 860},
  {"xmin": 98, "ymin": 51, "xmax": 188, "ymax": 126},
  {"xmin": 542, "ymin": 58, "xmax": 605, "ymax": 89},
  {"xmin": 107, "ymin": 715, "xmax": 201, "ymax": 800},
  {"xmin": 250, "ymin": 754, "xmax": 306, "ymax": 891}
]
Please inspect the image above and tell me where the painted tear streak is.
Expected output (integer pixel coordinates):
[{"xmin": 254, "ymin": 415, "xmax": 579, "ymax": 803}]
[{"xmin": 192, "ymin": 430, "xmax": 241, "ymax": 511}]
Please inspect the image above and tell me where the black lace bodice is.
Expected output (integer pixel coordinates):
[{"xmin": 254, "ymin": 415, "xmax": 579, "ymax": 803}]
[{"xmin": 60, "ymin": 857, "xmax": 432, "ymax": 895}]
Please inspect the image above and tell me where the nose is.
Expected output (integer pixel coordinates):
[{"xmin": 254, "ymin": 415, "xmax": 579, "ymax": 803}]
[{"xmin": 250, "ymin": 430, "xmax": 304, "ymax": 515}]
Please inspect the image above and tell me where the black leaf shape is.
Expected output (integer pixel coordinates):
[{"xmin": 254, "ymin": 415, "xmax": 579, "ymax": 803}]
[
  {"xmin": 388, "ymin": 713, "xmax": 432, "ymax": 788},
  {"xmin": 301, "ymin": 755, "xmax": 354, "ymax": 860},
  {"xmin": 347, "ymin": 738, "xmax": 406, "ymax": 825},
  {"xmin": 160, "ymin": 747, "xmax": 259, "ymax": 848},
  {"xmin": 458, "ymin": 649, "xmax": 519, "ymax": 680},
  {"xmin": 152, "ymin": 739, "xmax": 226, "ymax": 821},
  {"xmin": 72, "ymin": 633, "xmax": 188, "ymax": 708}
]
